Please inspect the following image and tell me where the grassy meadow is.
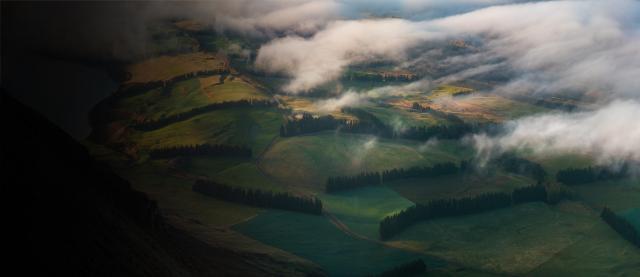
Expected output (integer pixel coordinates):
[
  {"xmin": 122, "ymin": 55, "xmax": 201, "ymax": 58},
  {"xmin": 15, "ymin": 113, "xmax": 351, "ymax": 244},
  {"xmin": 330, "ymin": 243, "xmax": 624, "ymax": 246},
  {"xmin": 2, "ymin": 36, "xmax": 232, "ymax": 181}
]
[
  {"xmin": 260, "ymin": 133, "xmax": 473, "ymax": 189},
  {"xmin": 319, "ymin": 186, "xmax": 415, "ymax": 239},
  {"xmin": 125, "ymin": 52, "xmax": 224, "ymax": 84},
  {"xmin": 389, "ymin": 171, "xmax": 534, "ymax": 204},
  {"xmin": 234, "ymin": 210, "xmax": 447, "ymax": 277},
  {"xmin": 131, "ymin": 107, "xmax": 281, "ymax": 154}
]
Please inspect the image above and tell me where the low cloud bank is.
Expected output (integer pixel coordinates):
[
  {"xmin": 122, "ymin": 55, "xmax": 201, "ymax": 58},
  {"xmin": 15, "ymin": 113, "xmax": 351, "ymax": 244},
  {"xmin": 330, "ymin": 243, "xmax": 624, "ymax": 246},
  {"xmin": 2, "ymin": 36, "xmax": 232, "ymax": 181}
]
[
  {"xmin": 471, "ymin": 100, "xmax": 640, "ymax": 166},
  {"xmin": 257, "ymin": 0, "xmax": 640, "ymax": 99},
  {"xmin": 312, "ymin": 79, "xmax": 432, "ymax": 113},
  {"xmin": 255, "ymin": 19, "xmax": 439, "ymax": 93}
]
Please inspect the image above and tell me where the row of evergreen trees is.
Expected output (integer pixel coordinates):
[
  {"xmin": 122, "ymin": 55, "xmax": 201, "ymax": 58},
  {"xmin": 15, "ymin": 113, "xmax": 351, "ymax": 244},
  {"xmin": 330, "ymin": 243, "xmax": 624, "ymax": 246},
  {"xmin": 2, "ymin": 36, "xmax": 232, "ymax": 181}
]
[
  {"xmin": 401, "ymin": 124, "xmax": 473, "ymax": 140},
  {"xmin": 148, "ymin": 144, "xmax": 251, "ymax": 159},
  {"xmin": 382, "ymin": 162, "xmax": 461, "ymax": 182},
  {"xmin": 134, "ymin": 99, "xmax": 276, "ymax": 131},
  {"xmin": 344, "ymin": 71, "xmax": 417, "ymax": 83},
  {"xmin": 325, "ymin": 162, "xmax": 463, "ymax": 193},
  {"xmin": 556, "ymin": 165, "xmax": 627, "ymax": 185},
  {"xmin": 497, "ymin": 154, "xmax": 547, "ymax": 183},
  {"xmin": 379, "ymin": 185, "xmax": 549, "ymax": 239},
  {"xmin": 326, "ymin": 172, "xmax": 381, "ymax": 193},
  {"xmin": 341, "ymin": 108, "xmax": 393, "ymax": 138},
  {"xmin": 193, "ymin": 179, "xmax": 323, "ymax": 215},
  {"xmin": 280, "ymin": 113, "xmax": 345, "ymax": 137},
  {"xmin": 600, "ymin": 207, "xmax": 640, "ymax": 248}
]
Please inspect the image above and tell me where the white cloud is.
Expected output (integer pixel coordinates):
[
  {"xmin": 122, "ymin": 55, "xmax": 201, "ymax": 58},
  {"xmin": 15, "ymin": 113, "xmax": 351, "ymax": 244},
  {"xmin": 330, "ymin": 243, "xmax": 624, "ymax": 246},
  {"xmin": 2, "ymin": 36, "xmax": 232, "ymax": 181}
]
[
  {"xmin": 314, "ymin": 91, "xmax": 367, "ymax": 113},
  {"xmin": 310, "ymin": 79, "xmax": 432, "ymax": 113},
  {"xmin": 209, "ymin": 0, "xmax": 342, "ymax": 36},
  {"xmin": 256, "ymin": 0, "xmax": 640, "ymax": 100},
  {"xmin": 431, "ymin": 0, "xmax": 640, "ymax": 99},
  {"xmin": 471, "ymin": 100, "xmax": 640, "ymax": 165},
  {"xmin": 255, "ymin": 19, "xmax": 440, "ymax": 93}
]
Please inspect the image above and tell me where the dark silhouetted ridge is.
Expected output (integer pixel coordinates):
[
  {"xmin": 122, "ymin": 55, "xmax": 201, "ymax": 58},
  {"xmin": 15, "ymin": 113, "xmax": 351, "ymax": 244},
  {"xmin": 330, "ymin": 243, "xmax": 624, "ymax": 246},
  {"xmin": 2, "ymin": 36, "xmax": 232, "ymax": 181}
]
[{"xmin": 1, "ymin": 91, "xmax": 324, "ymax": 276}]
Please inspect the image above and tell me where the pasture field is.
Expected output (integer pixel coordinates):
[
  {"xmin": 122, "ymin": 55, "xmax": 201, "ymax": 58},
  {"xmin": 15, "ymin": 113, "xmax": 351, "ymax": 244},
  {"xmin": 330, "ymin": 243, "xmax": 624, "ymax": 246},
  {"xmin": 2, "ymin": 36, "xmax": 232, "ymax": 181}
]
[
  {"xmin": 260, "ymin": 133, "xmax": 474, "ymax": 189},
  {"xmin": 201, "ymin": 77, "xmax": 268, "ymax": 102},
  {"xmin": 527, "ymin": 153, "xmax": 594, "ymax": 177},
  {"xmin": 385, "ymin": 87, "xmax": 547, "ymax": 123},
  {"xmin": 571, "ymin": 178, "xmax": 640, "ymax": 212},
  {"xmin": 385, "ymin": 84, "xmax": 472, "ymax": 106},
  {"xmin": 388, "ymin": 202, "xmax": 610, "ymax": 275},
  {"xmin": 429, "ymin": 95, "xmax": 547, "ymax": 123},
  {"xmin": 389, "ymin": 171, "xmax": 534, "ymax": 204},
  {"xmin": 111, "ymin": 158, "xmax": 261, "ymax": 227},
  {"xmin": 528, "ymin": 214, "xmax": 640, "ymax": 276},
  {"xmin": 125, "ymin": 52, "xmax": 224, "ymax": 84},
  {"xmin": 619, "ymin": 208, "xmax": 640, "ymax": 231},
  {"xmin": 277, "ymin": 95, "xmax": 357, "ymax": 120},
  {"xmin": 173, "ymin": 158, "xmax": 295, "ymax": 194},
  {"xmin": 178, "ymin": 156, "xmax": 248, "ymax": 177},
  {"xmin": 429, "ymin": 85, "xmax": 474, "ymax": 98},
  {"xmin": 360, "ymin": 105, "xmax": 443, "ymax": 127},
  {"xmin": 233, "ymin": 210, "xmax": 446, "ymax": 277},
  {"xmin": 118, "ymin": 77, "xmax": 267, "ymax": 121},
  {"xmin": 319, "ymin": 186, "xmax": 414, "ymax": 239},
  {"xmin": 208, "ymin": 162, "xmax": 289, "ymax": 193},
  {"xmin": 144, "ymin": 22, "xmax": 200, "ymax": 56},
  {"xmin": 131, "ymin": 107, "xmax": 281, "ymax": 154}
]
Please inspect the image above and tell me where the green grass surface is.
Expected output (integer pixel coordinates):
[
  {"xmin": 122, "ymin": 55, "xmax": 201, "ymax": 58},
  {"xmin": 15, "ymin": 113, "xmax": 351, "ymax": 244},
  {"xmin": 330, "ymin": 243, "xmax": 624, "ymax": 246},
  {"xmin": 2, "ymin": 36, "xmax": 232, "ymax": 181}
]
[
  {"xmin": 361, "ymin": 105, "xmax": 442, "ymax": 128},
  {"xmin": 528, "ymin": 213, "xmax": 640, "ymax": 276},
  {"xmin": 261, "ymin": 133, "xmax": 473, "ymax": 189},
  {"xmin": 125, "ymin": 52, "xmax": 221, "ymax": 84},
  {"xmin": 397, "ymin": 92, "xmax": 549, "ymax": 123},
  {"xmin": 528, "ymin": 153, "xmax": 594, "ymax": 177},
  {"xmin": 116, "ymin": 161, "xmax": 261, "ymax": 227},
  {"xmin": 320, "ymin": 186, "xmax": 414, "ymax": 239},
  {"xmin": 210, "ymin": 162, "xmax": 288, "ymax": 193},
  {"xmin": 389, "ymin": 171, "xmax": 534, "ymax": 204},
  {"xmin": 234, "ymin": 210, "xmax": 445, "ymax": 276},
  {"xmin": 202, "ymin": 77, "xmax": 268, "ymax": 103},
  {"xmin": 178, "ymin": 156, "xmax": 248, "ymax": 177},
  {"xmin": 389, "ymin": 202, "xmax": 604, "ymax": 275},
  {"xmin": 132, "ymin": 107, "xmax": 281, "ymax": 154},
  {"xmin": 119, "ymin": 77, "xmax": 267, "ymax": 121},
  {"xmin": 572, "ymin": 178, "xmax": 640, "ymax": 212},
  {"xmin": 619, "ymin": 208, "xmax": 640, "ymax": 231}
]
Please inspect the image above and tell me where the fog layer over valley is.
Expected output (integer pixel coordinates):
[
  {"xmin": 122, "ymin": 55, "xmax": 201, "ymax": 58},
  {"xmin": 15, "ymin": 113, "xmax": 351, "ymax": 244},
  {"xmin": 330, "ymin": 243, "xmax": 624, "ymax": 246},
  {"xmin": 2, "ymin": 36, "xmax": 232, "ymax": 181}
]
[{"xmin": 252, "ymin": 0, "xmax": 640, "ymax": 168}]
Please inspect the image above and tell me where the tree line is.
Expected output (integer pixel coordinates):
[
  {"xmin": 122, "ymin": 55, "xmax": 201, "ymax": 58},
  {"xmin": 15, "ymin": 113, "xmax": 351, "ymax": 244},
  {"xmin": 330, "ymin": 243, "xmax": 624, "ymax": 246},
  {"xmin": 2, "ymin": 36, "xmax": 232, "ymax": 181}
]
[
  {"xmin": 556, "ymin": 165, "xmax": 628, "ymax": 185},
  {"xmin": 379, "ymin": 184, "xmax": 549, "ymax": 239},
  {"xmin": 280, "ymin": 113, "xmax": 345, "ymax": 137},
  {"xmin": 401, "ymin": 123, "xmax": 475, "ymax": 140},
  {"xmin": 497, "ymin": 154, "xmax": 547, "ymax": 183},
  {"xmin": 193, "ymin": 179, "xmax": 323, "ymax": 215},
  {"xmin": 344, "ymin": 71, "xmax": 417, "ymax": 83},
  {"xmin": 325, "ymin": 162, "xmax": 463, "ymax": 193},
  {"xmin": 600, "ymin": 207, "xmax": 639, "ymax": 248},
  {"xmin": 326, "ymin": 172, "xmax": 381, "ymax": 193},
  {"xmin": 148, "ymin": 144, "xmax": 251, "ymax": 159},
  {"xmin": 134, "ymin": 99, "xmax": 276, "ymax": 131},
  {"xmin": 382, "ymin": 162, "xmax": 461, "ymax": 183}
]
